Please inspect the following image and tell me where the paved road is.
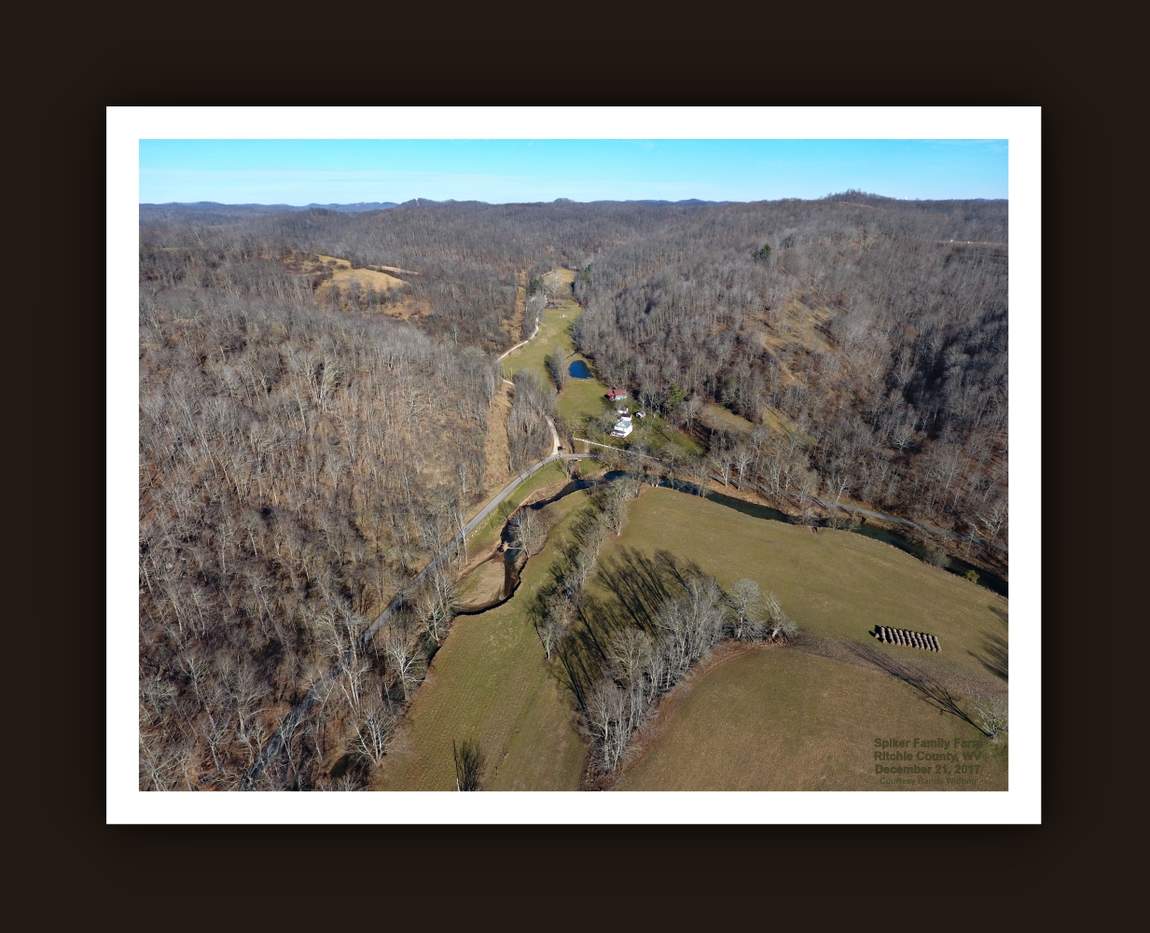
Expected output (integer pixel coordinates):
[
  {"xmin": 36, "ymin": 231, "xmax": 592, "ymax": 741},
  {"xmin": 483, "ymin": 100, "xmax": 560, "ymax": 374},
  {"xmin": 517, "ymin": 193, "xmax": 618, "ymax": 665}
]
[{"xmin": 363, "ymin": 449, "xmax": 577, "ymax": 637}]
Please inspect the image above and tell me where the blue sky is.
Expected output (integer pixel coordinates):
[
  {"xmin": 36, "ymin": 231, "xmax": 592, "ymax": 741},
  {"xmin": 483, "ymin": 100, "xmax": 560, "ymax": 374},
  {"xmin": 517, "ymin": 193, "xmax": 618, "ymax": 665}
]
[{"xmin": 139, "ymin": 139, "xmax": 1008, "ymax": 204}]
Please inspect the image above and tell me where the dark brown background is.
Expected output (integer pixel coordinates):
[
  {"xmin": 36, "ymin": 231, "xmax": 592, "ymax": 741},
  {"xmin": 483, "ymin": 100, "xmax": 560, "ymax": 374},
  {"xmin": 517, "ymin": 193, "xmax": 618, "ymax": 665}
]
[{"xmin": 17, "ymin": 22, "xmax": 1137, "ymax": 915}]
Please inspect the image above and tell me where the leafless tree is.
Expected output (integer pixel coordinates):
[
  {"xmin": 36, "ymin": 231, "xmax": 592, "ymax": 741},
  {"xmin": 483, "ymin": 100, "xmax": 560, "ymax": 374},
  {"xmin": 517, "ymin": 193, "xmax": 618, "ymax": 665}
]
[
  {"xmin": 383, "ymin": 622, "xmax": 423, "ymax": 702},
  {"xmin": 545, "ymin": 348, "xmax": 567, "ymax": 391},
  {"xmin": 763, "ymin": 591, "xmax": 798, "ymax": 642},
  {"xmin": 510, "ymin": 506, "xmax": 554, "ymax": 557},
  {"xmin": 975, "ymin": 696, "xmax": 1008, "ymax": 741},
  {"xmin": 452, "ymin": 739, "xmax": 484, "ymax": 791},
  {"xmin": 415, "ymin": 567, "xmax": 456, "ymax": 646},
  {"xmin": 352, "ymin": 694, "xmax": 395, "ymax": 767},
  {"xmin": 727, "ymin": 578, "xmax": 765, "ymax": 641},
  {"xmin": 534, "ymin": 594, "xmax": 570, "ymax": 661},
  {"xmin": 585, "ymin": 681, "xmax": 629, "ymax": 773}
]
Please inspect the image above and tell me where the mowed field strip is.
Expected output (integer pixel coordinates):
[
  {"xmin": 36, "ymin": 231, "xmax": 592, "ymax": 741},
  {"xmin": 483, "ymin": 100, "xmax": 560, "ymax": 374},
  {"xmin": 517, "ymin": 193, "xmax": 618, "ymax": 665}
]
[
  {"xmin": 499, "ymin": 289, "xmax": 611, "ymax": 431},
  {"xmin": 373, "ymin": 490, "xmax": 590, "ymax": 791},
  {"xmin": 309, "ymin": 254, "xmax": 431, "ymax": 319},
  {"xmin": 590, "ymin": 488, "xmax": 1008, "ymax": 790},
  {"xmin": 616, "ymin": 648, "xmax": 1007, "ymax": 791},
  {"xmin": 316, "ymin": 265, "xmax": 407, "ymax": 298},
  {"xmin": 594, "ymin": 488, "xmax": 1007, "ymax": 680}
]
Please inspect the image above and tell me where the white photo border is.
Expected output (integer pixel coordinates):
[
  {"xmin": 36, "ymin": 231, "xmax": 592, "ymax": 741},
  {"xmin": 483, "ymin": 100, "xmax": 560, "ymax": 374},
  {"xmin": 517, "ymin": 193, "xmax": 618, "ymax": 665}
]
[{"xmin": 108, "ymin": 106, "xmax": 1040, "ymax": 824}]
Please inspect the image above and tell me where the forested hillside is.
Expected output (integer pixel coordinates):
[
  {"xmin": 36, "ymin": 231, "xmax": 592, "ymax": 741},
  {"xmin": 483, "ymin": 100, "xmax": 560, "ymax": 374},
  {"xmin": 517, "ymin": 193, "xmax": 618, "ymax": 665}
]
[
  {"xmin": 139, "ymin": 193, "xmax": 1008, "ymax": 789},
  {"xmin": 139, "ymin": 250, "xmax": 517, "ymax": 789},
  {"xmin": 573, "ymin": 196, "xmax": 1008, "ymax": 554}
]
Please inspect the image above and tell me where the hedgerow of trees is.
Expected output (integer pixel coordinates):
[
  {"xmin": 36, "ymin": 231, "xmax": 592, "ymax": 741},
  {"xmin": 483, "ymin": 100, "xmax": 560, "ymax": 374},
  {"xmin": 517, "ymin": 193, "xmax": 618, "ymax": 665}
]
[{"xmin": 528, "ymin": 478, "xmax": 797, "ymax": 776}]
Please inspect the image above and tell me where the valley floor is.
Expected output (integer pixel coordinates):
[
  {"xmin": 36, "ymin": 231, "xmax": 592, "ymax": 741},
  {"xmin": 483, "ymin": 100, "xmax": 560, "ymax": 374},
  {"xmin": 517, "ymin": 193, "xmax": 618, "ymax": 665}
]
[{"xmin": 374, "ymin": 478, "xmax": 1007, "ymax": 792}]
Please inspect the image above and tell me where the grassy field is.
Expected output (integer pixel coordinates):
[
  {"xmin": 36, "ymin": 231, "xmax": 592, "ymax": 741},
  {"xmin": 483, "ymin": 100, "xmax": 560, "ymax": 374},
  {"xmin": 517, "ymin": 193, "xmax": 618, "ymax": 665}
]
[
  {"xmin": 557, "ymin": 357, "xmax": 612, "ymax": 429},
  {"xmin": 590, "ymin": 487, "xmax": 1008, "ymax": 790},
  {"xmin": 374, "ymin": 491, "xmax": 590, "ymax": 790},
  {"xmin": 464, "ymin": 460, "xmax": 569, "ymax": 560},
  {"xmin": 595, "ymin": 488, "xmax": 1007, "ymax": 681},
  {"xmin": 631, "ymin": 412, "xmax": 705, "ymax": 457},
  {"xmin": 501, "ymin": 294, "xmax": 612, "ymax": 433},
  {"xmin": 700, "ymin": 401, "xmax": 802, "ymax": 443},
  {"xmin": 616, "ymin": 647, "xmax": 1007, "ymax": 791},
  {"xmin": 500, "ymin": 297, "xmax": 578, "ymax": 385},
  {"xmin": 378, "ymin": 480, "xmax": 1007, "ymax": 793},
  {"xmin": 316, "ymin": 261, "xmax": 407, "ymax": 292},
  {"xmin": 455, "ymin": 555, "xmax": 506, "ymax": 609},
  {"xmin": 700, "ymin": 403, "xmax": 755, "ymax": 435}
]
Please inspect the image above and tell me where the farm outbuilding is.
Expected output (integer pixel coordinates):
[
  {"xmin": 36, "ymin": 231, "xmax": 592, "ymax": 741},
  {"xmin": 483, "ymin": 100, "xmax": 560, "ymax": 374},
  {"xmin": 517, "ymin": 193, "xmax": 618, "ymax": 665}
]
[{"xmin": 611, "ymin": 415, "xmax": 634, "ymax": 438}]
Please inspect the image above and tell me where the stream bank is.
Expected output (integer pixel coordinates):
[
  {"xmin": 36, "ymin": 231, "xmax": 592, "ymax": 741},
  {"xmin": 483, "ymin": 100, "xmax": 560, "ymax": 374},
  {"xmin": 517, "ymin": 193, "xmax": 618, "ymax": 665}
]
[{"xmin": 456, "ymin": 468, "xmax": 1006, "ymax": 623}]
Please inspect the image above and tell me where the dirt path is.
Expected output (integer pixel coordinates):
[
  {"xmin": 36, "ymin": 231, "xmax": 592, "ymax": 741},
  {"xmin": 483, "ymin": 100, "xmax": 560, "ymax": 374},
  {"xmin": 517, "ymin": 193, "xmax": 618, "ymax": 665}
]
[{"xmin": 497, "ymin": 318, "xmax": 541, "ymax": 362}]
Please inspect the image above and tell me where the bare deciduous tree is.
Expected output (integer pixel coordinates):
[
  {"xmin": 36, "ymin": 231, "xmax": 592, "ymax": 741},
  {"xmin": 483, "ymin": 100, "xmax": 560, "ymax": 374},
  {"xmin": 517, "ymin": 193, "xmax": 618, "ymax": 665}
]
[
  {"xmin": 383, "ymin": 623, "xmax": 423, "ymax": 702},
  {"xmin": 452, "ymin": 739, "xmax": 484, "ymax": 791},
  {"xmin": 353, "ymin": 695, "xmax": 395, "ymax": 768},
  {"xmin": 727, "ymin": 578, "xmax": 765, "ymax": 641}
]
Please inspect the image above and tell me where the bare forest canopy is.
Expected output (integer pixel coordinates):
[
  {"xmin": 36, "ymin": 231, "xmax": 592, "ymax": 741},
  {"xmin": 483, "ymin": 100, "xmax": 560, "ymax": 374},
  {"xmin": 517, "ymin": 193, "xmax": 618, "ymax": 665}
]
[{"xmin": 139, "ymin": 193, "xmax": 1007, "ymax": 790}]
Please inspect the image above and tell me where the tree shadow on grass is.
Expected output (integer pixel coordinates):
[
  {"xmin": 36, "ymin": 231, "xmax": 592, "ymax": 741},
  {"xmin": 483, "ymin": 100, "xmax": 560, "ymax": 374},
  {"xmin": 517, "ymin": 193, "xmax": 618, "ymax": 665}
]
[
  {"xmin": 555, "ymin": 547, "xmax": 699, "ymax": 715},
  {"xmin": 594, "ymin": 548, "xmax": 676, "ymax": 633},
  {"xmin": 849, "ymin": 642, "xmax": 993, "ymax": 737},
  {"xmin": 969, "ymin": 604, "xmax": 1008, "ymax": 682}
]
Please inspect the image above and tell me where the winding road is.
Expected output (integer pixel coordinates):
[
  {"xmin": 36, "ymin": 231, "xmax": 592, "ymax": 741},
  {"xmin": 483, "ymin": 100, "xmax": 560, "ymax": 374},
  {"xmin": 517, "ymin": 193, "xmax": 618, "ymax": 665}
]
[{"xmin": 495, "ymin": 317, "xmax": 541, "ymax": 362}]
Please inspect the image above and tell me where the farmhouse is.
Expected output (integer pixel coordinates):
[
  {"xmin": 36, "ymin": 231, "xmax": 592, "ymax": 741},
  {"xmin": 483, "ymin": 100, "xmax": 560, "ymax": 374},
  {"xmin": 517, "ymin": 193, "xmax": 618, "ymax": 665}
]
[
  {"xmin": 611, "ymin": 414, "xmax": 634, "ymax": 438},
  {"xmin": 606, "ymin": 387, "xmax": 629, "ymax": 402}
]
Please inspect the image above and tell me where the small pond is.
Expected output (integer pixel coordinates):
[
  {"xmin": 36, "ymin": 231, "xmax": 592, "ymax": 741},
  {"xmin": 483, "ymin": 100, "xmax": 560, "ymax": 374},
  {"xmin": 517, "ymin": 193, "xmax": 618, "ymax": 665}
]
[{"xmin": 568, "ymin": 359, "xmax": 592, "ymax": 379}]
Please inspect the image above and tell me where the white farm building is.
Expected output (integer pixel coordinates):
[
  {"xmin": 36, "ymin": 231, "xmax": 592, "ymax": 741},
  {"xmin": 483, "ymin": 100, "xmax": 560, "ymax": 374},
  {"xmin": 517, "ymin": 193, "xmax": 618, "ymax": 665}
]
[{"xmin": 611, "ymin": 414, "xmax": 634, "ymax": 438}]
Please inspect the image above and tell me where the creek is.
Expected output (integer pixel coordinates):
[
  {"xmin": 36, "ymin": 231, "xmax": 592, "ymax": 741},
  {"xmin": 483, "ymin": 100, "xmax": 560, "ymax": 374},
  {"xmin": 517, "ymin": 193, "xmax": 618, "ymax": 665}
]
[{"xmin": 456, "ymin": 470, "xmax": 1006, "ymax": 618}]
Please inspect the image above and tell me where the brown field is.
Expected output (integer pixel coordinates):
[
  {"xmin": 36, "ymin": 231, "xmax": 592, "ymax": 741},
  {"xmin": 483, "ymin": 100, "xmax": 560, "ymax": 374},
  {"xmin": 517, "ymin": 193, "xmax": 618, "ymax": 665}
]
[
  {"xmin": 616, "ymin": 646, "xmax": 1007, "ymax": 791},
  {"xmin": 481, "ymin": 380, "xmax": 513, "ymax": 491},
  {"xmin": 754, "ymin": 299, "xmax": 836, "ymax": 355},
  {"xmin": 700, "ymin": 403, "xmax": 755, "ymax": 434},
  {"xmin": 595, "ymin": 488, "xmax": 1007, "ymax": 688},
  {"xmin": 456, "ymin": 555, "xmax": 507, "ymax": 610},
  {"xmin": 373, "ymin": 491, "xmax": 590, "ymax": 791},
  {"xmin": 591, "ymin": 487, "xmax": 1007, "ymax": 790},
  {"xmin": 503, "ymin": 269, "xmax": 527, "ymax": 343},
  {"xmin": 316, "ymin": 265, "xmax": 408, "ymax": 296},
  {"xmin": 699, "ymin": 398, "xmax": 799, "ymax": 441},
  {"xmin": 302, "ymin": 254, "xmax": 430, "ymax": 318}
]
